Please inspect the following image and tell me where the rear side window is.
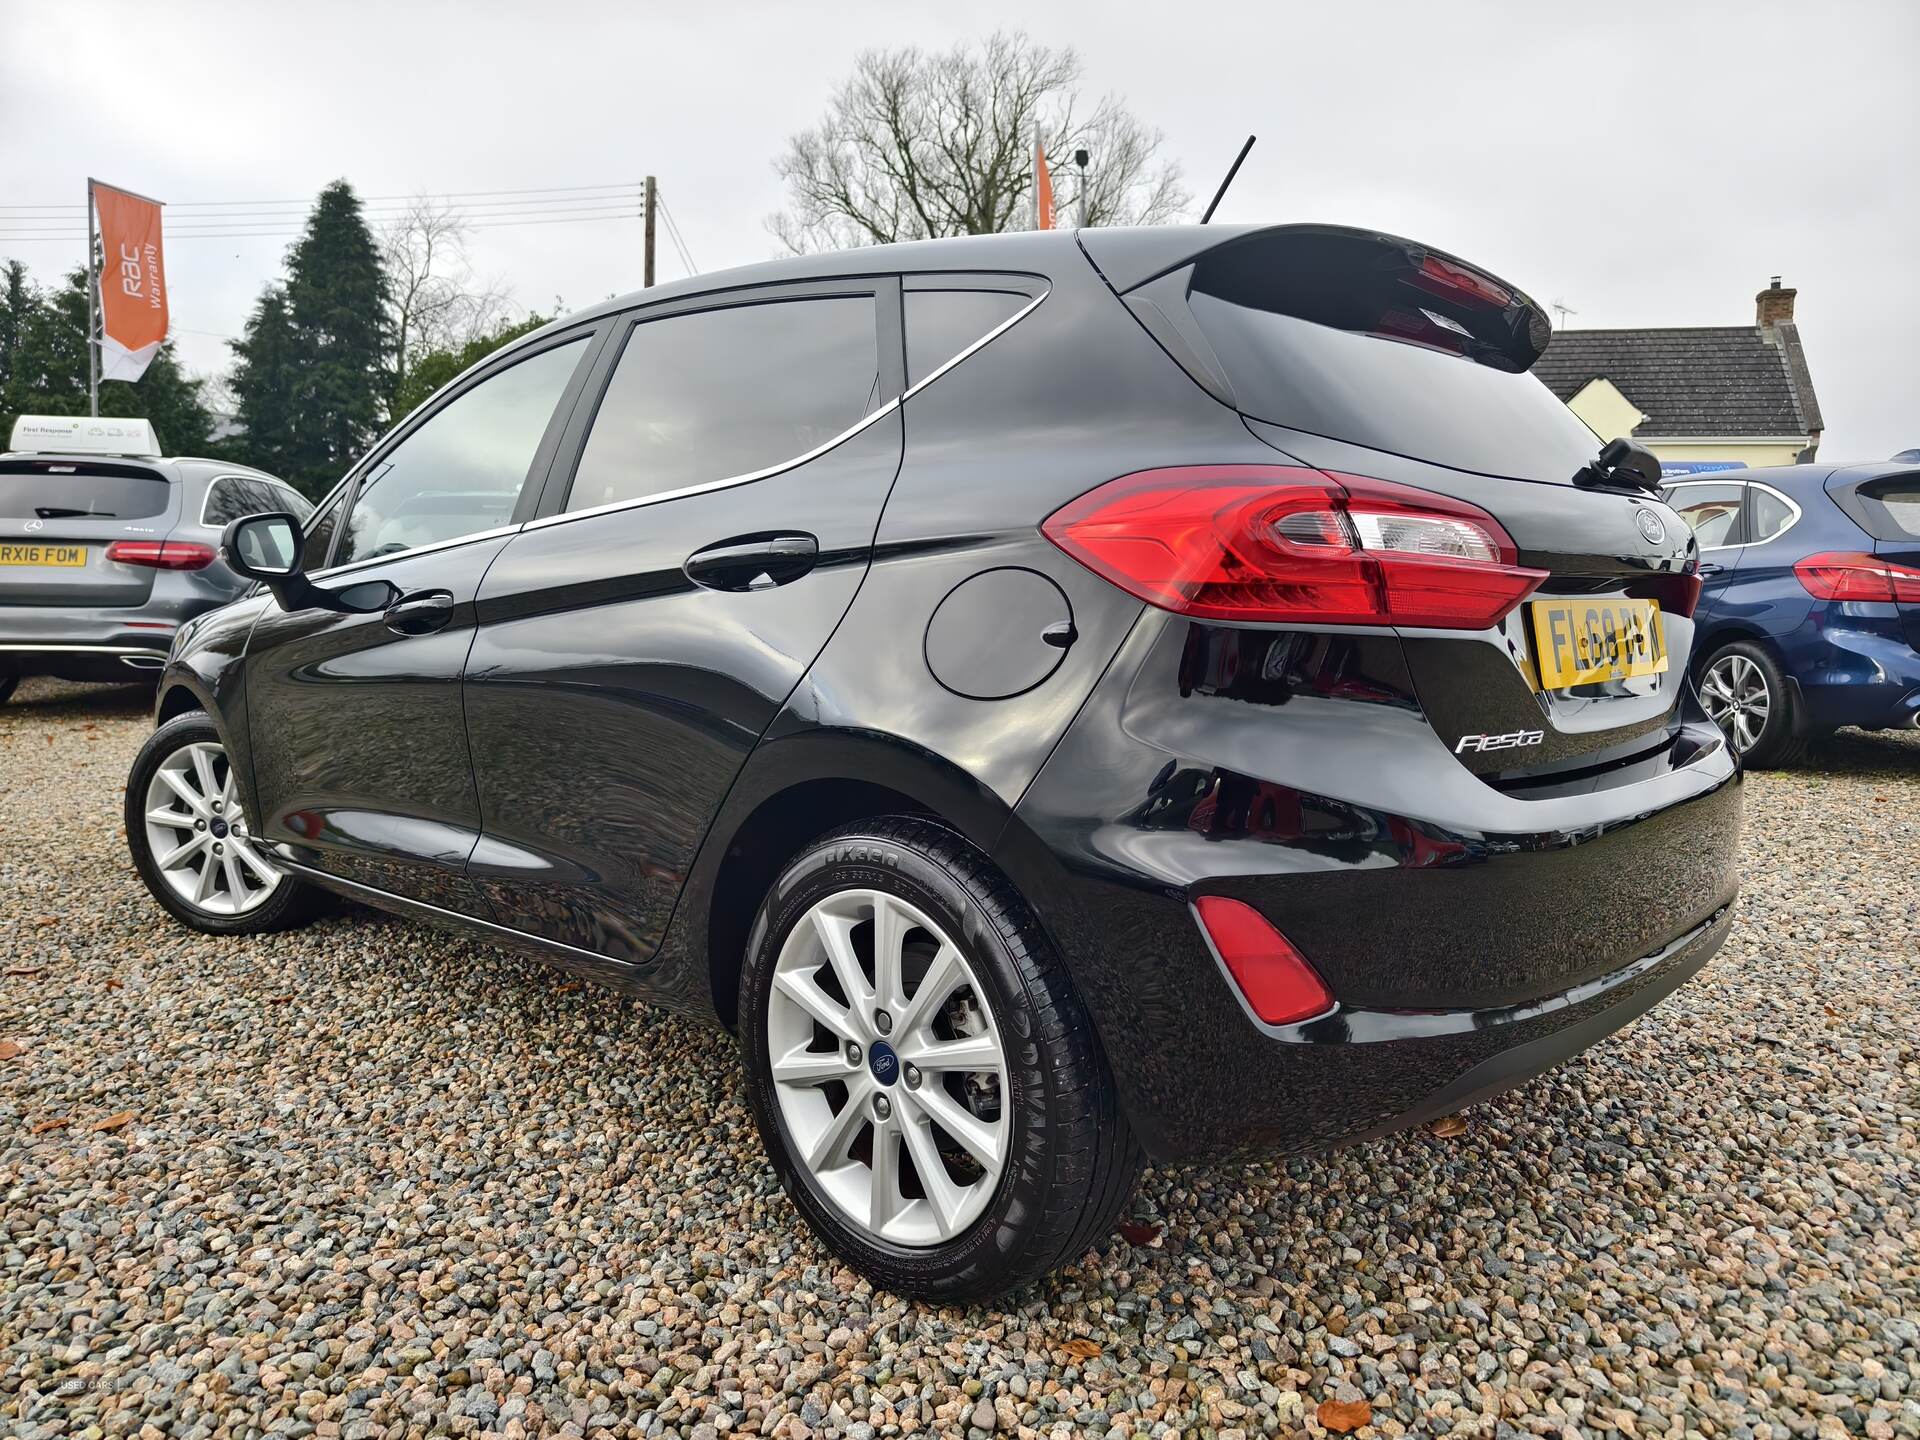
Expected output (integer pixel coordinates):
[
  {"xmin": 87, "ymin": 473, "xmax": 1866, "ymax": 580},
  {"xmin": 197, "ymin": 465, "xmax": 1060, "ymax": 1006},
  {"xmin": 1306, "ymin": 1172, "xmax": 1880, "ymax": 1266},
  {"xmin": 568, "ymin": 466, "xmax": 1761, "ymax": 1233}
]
[
  {"xmin": 565, "ymin": 296, "xmax": 879, "ymax": 513},
  {"xmin": 1665, "ymin": 483, "xmax": 1746, "ymax": 548},
  {"xmin": 1747, "ymin": 486, "xmax": 1798, "ymax": 544},
  {"xmin": 1852, "ymin": 475, "xmax": 1920, "ymax": 541},
  {"xmin": 202, "ymin": 475, "xmax": 286, "ymax": 526},
  {"xmin": 0, "ymin": 463, "xmax": 171, "ymax": 520},
  {"xmin": 905, "ymin": 291, "xmax": 1025, "ymax": 388}
]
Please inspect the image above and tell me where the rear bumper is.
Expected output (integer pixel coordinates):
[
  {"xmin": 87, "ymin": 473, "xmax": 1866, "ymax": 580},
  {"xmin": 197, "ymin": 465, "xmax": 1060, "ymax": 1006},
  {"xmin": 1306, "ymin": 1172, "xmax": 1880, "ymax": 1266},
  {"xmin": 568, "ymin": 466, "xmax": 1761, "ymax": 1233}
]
[
  {"xmin": 0, "ymin": 640, "xmax": 171, "ymax": 681},
  {"xmin": 1788, "ymin": 616, "xmax": 1920, "ymax": 730},
  {"xmin": 0, "ymin": 600, "xmax": 214, "ymax": 680},
  {"xmin": 1004, "ymin": 611, "xmax": 1743, "ymax": 1163}
]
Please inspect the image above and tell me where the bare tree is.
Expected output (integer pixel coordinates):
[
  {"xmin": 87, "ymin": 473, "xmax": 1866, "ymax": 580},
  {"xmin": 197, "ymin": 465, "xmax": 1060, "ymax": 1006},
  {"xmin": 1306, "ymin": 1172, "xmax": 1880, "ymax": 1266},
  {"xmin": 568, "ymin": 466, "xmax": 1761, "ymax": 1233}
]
[
  {"xmin": 769, "ymin": 33, "xmax": 1188, "ymax": 253},
  {"xmin": 381, "ymin": 196, "xmax": 513, "ymax": 400}
]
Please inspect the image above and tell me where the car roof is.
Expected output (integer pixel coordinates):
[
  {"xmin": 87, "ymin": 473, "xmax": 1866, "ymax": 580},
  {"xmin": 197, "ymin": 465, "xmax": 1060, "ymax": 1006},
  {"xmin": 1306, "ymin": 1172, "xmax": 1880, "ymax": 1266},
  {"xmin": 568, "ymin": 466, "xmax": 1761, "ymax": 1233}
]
[{"xmin": 1715, "ymin": 461, "xmax": 1917, "ymax": 495}]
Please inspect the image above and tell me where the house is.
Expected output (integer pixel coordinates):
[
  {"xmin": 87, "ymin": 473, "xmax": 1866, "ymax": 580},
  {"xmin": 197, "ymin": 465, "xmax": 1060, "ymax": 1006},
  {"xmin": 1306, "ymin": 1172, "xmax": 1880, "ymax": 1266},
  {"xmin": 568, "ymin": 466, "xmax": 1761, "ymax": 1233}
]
[{"xmin": 1535, "ymin": 278, "xmax": 1823, "ymax": 476}]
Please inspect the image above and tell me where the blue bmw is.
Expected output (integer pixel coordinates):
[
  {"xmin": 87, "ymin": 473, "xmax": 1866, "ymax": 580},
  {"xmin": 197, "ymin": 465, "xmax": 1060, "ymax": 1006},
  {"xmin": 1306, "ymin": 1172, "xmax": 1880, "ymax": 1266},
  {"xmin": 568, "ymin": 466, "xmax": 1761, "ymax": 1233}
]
[{"xmin": 1663, "ymin": 462, "xmax": 1920, "ymax": 764}]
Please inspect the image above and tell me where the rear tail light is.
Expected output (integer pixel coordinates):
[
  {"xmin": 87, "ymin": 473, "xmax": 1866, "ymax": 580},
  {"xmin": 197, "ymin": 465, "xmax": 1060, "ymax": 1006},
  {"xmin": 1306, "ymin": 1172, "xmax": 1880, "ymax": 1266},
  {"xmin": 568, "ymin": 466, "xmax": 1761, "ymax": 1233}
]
[
  {"xmin": 1794, "ymin": 551, "xmax": 1920, "ymax": 603},
  {"xmin": 1043, "ymin": 465, "xmax": 1547, "ymax": 629},
  {"xmin": 1194, "ymin": 896, "xmax": 1334, "ymax": 1025},
  {"xmin": 105, "ymin": 540, "xmax": 216, "ymax": 571}
]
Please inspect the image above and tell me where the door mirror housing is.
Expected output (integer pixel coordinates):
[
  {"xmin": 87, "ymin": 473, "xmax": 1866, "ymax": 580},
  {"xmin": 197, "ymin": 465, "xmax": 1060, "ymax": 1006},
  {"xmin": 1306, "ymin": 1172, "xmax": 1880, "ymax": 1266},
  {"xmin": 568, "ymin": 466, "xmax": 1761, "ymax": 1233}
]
[
  {"xmin": 221, "ymin": 510, "xmax": 392, "ymax": 615},
  {"xmin": 222, "ymin": 511, "xmax": 305, "ymax": 580}
]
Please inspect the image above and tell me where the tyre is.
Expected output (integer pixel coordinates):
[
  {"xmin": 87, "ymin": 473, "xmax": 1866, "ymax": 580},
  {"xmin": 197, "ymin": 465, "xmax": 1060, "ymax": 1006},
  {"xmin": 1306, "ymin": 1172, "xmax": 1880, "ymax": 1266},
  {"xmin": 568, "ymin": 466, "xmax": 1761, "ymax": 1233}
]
[
  {"xmin": 739, "ymin": 815, "xmax": 1140, "ymax": 1300},
  {"xmin": 125, "ymin": 710, "xmax": 328, "ymax": 934},
  {"xmin": 1697, "ymin": 640, "xmax": 1808, "ymax": 768}
]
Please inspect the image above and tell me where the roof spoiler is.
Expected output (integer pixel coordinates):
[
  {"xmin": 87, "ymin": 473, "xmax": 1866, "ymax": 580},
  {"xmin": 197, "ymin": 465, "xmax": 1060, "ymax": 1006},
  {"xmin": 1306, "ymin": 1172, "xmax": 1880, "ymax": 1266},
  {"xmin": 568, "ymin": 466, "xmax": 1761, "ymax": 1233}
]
[{"xmin": 1083, "ymin": 223, "xmax": 1553, "ymax": 375}]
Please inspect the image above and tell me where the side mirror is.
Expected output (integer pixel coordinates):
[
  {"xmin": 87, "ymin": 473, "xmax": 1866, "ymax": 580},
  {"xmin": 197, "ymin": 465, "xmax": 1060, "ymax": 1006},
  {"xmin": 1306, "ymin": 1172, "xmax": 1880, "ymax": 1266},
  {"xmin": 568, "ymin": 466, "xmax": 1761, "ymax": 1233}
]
[{"xmin": 222, "ymin": 511, "xmax": 305, "ymax": 581}]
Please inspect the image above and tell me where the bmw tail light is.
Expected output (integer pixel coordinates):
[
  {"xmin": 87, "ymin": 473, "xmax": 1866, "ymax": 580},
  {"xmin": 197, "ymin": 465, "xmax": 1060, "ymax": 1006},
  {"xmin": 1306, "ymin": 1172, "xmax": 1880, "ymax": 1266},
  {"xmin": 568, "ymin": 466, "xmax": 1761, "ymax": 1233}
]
[
  {"xmin": 1194, "ymin": 896, "xmax": 1334, "ymax": 1025},
  {"xmin": 1042, "ymin": 465, "xmax": 1547, "ymax": 629},
  {"xmin": 105, "ymin": 540, "xmax": 217, "ymax": 571},
  {"xmin": 1794, "ymin": 551, "xmax": 1920, "ymax": 603}
]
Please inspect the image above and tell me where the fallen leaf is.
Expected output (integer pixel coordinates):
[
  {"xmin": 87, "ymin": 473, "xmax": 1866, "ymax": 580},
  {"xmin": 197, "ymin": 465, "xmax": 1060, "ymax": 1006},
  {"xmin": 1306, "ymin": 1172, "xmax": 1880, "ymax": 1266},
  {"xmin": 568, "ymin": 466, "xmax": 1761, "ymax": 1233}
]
[
  {"xmin": 103, "ymin": 978, "xmax": 124, "ymax": 990},
  {"xmin": 1058, "ymin": 1338, "xmax": 1103, "ymax": 1361},
  {"xmin": 555, "ymin": 981, "xmax": 585, "ymax": 994},
  {"xmin": 1117, "ymin": 1219, "xmax": 1162, "ymax": 1246},
  {"xmin": 45, "ymin": 733, "xmax": 54, "ymax": 744},
  {"xmin": 91, "ymin": 1111, "xmax": 135, "ymax": 1132},
  {"xmin": 30, "ymin": 1117, "xmax": 71, "ymax": 1134},
  {"xmin": 1427, "ymin": 1114, "xmax": 1468, "ymax": 1139},
  {"xmin": 5, "ymin": 967, "xmax": 42, "ymax": 978},
  {"xmin": 267, "ymin": 994, "xmax": 295, "ymax": 1005},
  {"xmin": 1318, "ymin": 1398, "xmax": 1373, "ymax": 1432},
  {"xmin": 0, "ymin": 1039, "xmax": 25, "ymax": 1061}
]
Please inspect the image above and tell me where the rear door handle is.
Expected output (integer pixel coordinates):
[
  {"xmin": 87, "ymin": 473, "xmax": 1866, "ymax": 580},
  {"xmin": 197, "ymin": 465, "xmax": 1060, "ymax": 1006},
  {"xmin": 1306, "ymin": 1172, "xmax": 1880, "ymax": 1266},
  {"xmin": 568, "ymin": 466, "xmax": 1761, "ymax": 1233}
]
[
  {"xmin": 685, "ymin": 532, "xmax": 819, "ymax": 592},
  {"xmin": 383, "ymin": 589, "xmax": 455, "ymax": 635}
]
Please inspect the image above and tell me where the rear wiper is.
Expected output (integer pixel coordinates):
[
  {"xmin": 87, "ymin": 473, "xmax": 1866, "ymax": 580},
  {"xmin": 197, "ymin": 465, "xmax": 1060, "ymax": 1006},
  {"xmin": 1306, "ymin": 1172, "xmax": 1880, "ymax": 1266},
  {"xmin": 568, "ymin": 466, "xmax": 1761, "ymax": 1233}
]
[
  {"xmin": 34, "ymin": 505, "xmax": 103, "ymax": 519},
  {"xmin": 1572, "ymin": 437, "xmax": 1663, "ymax": 494}
]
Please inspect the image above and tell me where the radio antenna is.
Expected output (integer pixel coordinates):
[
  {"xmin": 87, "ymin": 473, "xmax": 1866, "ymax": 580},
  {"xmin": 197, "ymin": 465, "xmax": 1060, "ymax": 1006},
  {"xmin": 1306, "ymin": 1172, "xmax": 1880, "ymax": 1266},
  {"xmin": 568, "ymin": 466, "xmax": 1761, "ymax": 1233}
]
[{"xmin": 1200, "ymin": 135, "xmax": 1256, "ymax": 224}]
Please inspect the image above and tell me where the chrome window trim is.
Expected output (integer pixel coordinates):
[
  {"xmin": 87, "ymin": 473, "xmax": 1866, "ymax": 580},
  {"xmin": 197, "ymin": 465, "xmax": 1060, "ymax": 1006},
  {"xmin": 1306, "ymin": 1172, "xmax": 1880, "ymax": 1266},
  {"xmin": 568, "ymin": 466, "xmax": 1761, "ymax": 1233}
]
[
  {"xmin": 198, "ymin": 472, "xmax": 287, "ymax": 528},
  {"xmin": 1663, "ymin": 478, "xmax": 1802, "ymax": 552},
  {"xmin": 306, "ymin": 523, "xmax": 523, "ymax": 583},
  {"xmin": 525, "ymin": 288, "xmax": 1047, "ymax": 532}
]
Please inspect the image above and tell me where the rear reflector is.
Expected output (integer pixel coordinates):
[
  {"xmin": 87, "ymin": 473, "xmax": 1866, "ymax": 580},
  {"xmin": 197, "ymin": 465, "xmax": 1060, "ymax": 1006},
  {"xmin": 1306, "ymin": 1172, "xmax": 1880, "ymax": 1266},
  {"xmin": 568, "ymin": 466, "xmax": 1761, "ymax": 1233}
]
[
  {"xmin": 105, "ymin": 540, "xmax": 216, "ymax": 571},
  {"xmin": 1194, "ymin": 896, "xmax": 1334, "ymax": 1025},
  {"xmin": 1043, "ymin": 465, "xmax": 1547, "ymax": 629},
  {"xmin": 1794, "ymin": 550, "xmax": 1920, "ymax": 603}
]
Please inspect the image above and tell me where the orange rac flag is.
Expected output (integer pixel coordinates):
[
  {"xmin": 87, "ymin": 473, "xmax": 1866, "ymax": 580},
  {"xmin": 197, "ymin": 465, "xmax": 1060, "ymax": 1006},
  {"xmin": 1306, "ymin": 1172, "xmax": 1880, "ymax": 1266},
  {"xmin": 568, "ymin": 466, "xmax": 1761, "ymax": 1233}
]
[
  {"xmin": 1034, "ymin": 139, "xmax": 1054, "ymax": 230},
  {"xmin": 92, "ymin": 180, "xmax": 169, "ymax": 382}
]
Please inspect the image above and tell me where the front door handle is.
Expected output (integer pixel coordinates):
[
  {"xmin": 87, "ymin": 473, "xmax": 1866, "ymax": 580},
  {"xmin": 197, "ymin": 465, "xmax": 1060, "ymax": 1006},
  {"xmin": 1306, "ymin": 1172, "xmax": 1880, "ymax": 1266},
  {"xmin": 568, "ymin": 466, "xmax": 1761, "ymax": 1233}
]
[
  {"xmin": 383, "ymin": 589, "xmax": 455, "ymax": 635},
  {"xmin": 684, "ymin": 532, "xmax": 819, "ymax": 592},
  {"xmin": 1697, "ymin": 562, "xmax": 1727, "ymax": 577}
]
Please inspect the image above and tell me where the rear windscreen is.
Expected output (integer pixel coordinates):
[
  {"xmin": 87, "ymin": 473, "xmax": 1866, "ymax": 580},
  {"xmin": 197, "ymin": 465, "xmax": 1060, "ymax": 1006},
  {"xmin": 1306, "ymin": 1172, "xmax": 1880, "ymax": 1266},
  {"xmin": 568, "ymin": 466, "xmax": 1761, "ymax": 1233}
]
[
  {"xmin": 0, "ymin": 463, "xmax": 171, "ymax": 519},
  {"xmin": 1849, "ymin": 475, "xmax": 1920, "ymax": 541},
  {"xmin": 1176, "ymin": 229, "xmax": 1602, "ymax": 483}
]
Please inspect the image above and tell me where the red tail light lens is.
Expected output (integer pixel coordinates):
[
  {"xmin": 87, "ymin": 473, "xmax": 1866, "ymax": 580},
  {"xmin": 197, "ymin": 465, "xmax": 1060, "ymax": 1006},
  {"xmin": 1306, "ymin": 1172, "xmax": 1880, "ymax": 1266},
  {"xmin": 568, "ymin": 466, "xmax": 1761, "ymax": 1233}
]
[
  {"xmin": 1794, "ymin": 551, "xmax": 1920, "ymax": 603},
  {"xmin": 105, "ymin": 540, "xmax": 217, "ymax": 571},
  {"xmin": 1194, "ymin": 896, "xmax": 1334, "ymax": 1025},
  {"xmin": 1043, "ymin": 465, "xmax": 1546, "ymax": 629}
]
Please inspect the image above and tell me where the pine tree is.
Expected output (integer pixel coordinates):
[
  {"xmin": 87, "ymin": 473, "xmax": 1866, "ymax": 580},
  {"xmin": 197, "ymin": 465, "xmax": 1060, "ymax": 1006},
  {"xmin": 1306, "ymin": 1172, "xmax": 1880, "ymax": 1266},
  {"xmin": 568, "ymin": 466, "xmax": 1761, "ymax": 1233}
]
[
  {"xmin": 228, "ymin": 287, "xmax": 302, "ymax": 483},
  {"xmin": 281, "ymin": 181, "xmax": 392, "ymax": 490}
]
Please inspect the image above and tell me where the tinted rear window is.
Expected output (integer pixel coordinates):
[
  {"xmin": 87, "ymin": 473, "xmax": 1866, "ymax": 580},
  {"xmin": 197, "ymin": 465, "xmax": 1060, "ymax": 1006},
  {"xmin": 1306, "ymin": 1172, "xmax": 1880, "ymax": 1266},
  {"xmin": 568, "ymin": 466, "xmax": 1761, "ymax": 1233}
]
[
  {"xmin": 1187, "ymin": 288, "xmax": 1601, "ymax": 483},
  {"xmin": 0, "ymin": 463, "xmax": 171, "ymax": 519},
  {"xmin": 1851, "ymin": 475, "xmax": 1920, "ymax": 541},
  {"xmin": 905, "ymin": 290, "xmax": 1026, "ymax": 387}
]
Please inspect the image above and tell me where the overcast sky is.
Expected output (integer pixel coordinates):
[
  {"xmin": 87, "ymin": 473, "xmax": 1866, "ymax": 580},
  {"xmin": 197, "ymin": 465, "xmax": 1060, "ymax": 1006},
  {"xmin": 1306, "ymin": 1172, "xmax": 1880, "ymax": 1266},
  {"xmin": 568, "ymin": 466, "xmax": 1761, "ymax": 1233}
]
[{"xmin": 4, "ymin": 0, "xmax": 1915, "ymax": 458}]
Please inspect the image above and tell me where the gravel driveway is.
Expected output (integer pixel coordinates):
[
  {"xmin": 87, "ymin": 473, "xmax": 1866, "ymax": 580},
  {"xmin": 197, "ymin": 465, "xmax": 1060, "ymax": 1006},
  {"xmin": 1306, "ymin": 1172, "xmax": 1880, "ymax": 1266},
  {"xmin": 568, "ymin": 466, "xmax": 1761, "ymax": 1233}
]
[{"xmin": 3, "ymin": 677, "xmax": 1916, "ymax": 1440}]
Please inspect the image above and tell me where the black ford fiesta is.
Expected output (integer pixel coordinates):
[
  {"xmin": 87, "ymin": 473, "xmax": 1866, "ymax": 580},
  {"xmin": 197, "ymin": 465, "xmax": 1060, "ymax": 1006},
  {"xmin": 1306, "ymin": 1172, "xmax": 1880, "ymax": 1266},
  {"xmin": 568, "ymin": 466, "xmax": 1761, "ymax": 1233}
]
[{"xmin": 128, "ymin": 223, "xmax": 1741, "ymax": 1299}]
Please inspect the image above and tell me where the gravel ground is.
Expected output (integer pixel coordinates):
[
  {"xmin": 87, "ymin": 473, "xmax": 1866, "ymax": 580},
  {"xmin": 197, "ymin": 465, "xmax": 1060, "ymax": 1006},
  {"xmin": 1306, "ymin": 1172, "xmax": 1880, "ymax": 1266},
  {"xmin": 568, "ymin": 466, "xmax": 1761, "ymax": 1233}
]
[{"xmin": 3, "ymin": 676, "xmax": 1917, "ymax": 1440}]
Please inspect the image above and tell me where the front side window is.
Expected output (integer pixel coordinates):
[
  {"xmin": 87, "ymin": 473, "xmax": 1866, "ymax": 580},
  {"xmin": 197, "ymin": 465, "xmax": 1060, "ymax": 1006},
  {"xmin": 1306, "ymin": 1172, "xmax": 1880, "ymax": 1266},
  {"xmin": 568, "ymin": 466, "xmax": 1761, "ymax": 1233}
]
[
  {"xmin": 335, "ymin": 337, "xmax": 587, "ymax": 566},
  {"xmin": 1666, "ymin": 483, "xmax": 1746, "ymax": 549},
  {"xmin": 203, "ymin": 475, "xmax": 285, "ymax": 527},
  {"xmin": 565, "ymin": 296, "xmax": 879, "ymax": 513}
]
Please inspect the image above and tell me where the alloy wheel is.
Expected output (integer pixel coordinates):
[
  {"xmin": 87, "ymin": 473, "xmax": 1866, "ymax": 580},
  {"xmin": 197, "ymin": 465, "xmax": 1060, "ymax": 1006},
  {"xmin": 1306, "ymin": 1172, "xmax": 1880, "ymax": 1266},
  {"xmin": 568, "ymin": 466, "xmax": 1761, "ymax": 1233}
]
[
  {"xmin": 1699, "ymin": 652, "xmax": 1771, "ymax": 754},
  {"xmin": 142, "ymin": 740, "xmax": 282, "ymax": 916},
  {"xmin": 766, "ymin": 888, "xmax": 1010, "ymax": 1248}
]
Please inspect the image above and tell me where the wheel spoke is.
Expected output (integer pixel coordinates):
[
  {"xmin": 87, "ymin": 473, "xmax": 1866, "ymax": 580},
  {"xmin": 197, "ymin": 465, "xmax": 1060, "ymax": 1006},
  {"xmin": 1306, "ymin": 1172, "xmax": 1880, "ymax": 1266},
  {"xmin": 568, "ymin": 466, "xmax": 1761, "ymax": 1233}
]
[
  {"xmin": 158, "ymin": 832, "xmax": 209, "ymax": 871},
  {"xmin": 870, "ymin": 894, "xmax": 911, "ymax": 1015},
  {"xmin": 772, "ymin": 966, "xmax": 859, "ymax": 1044},
  {"xmin": 769, "ymin": 1043, "xmax": 854, "ymax": 1086},
  {"xmin": 898, "ymin": 1103, "xmax": 967, "ymax": 1235},
  {"xmin": 229, "ymin": 838, "xmax": 279, "ymax": 885},
  {"xmin": 805, "ymin": 1076, "xmax": 874, "ymax": 1171},
  {"xmin": 869, "ymin": 1118, "xmax": 901, "ymax": 1232},
  {"xmin": 894, "ymin": 941, "xmax": 966, "ymax": 1040},
  {"xmin": 898, "ymin": 1031, "xmax": 1000, "ymax": 1073},
  {"xmin": 907, "ymin": 1085, "xmax": 1003, "ymax": 1171},
  {"xmin": 190, "ymin": 746, "xmax": 221, "ymax": 804},
  {"xmin": 811, "ymin": 907, "xmax": 874, "ymax": 1015},
  {"xmin": 223, "ymin": 852, "xmax": 248, "ymax": 905},
  {"xmin": 146, "ymin": 806, "xmax": 197, "ymax": 830},
  {"xmin": 157, "ymin": 767, "xmax": 204, "ymax": 811},
  {"xmin": 191, "ymin": 852, "xmax": 217, "ymax": 904}
]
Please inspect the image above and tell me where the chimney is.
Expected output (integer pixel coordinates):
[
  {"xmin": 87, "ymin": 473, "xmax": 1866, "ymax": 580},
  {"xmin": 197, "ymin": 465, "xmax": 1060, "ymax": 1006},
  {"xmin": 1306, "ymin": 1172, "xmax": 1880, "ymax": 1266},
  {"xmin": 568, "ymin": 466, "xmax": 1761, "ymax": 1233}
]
[{"xmin": 1756, "ymin": 275, "xmax": 1797, "ymax": 330}]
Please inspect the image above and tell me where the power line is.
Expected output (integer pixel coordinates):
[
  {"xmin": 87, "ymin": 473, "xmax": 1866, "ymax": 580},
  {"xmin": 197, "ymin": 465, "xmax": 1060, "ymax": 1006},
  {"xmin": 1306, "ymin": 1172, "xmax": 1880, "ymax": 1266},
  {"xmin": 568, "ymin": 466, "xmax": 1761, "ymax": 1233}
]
[
  {"xmin": 0, "ymin": 181, "xmax": 645, "ymax": 213},
  {"xmin": 656, "ymin": 189, "xmax": 699, "ymax": 276}
]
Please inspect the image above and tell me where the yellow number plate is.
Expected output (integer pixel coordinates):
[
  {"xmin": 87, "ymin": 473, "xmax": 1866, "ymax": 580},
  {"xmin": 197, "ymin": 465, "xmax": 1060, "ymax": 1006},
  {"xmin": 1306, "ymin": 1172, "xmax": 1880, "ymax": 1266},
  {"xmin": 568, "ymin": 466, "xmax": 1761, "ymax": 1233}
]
[
  {"xmin": 0, "ymin": 543, "xmax": 87, "ymax": 567},
  {"xmin": 1529, "ymin": 596, "xmax": 1668, "ymax": 690}
]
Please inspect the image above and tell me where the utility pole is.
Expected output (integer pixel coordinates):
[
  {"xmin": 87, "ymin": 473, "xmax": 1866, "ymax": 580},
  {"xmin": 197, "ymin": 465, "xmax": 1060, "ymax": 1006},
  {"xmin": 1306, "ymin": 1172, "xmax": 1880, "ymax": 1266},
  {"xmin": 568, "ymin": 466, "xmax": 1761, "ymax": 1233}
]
[
  {"xmin": 643, "ymin": 176, "xmax": 657, "ymax": 289},
  {"xmin": 85, "ymin": 179, "xmax": 99, "ymax": 416},
  {"xmin": 1074, "ymin": 149, "xmax": 1090, "ymax": 229}
]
